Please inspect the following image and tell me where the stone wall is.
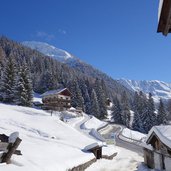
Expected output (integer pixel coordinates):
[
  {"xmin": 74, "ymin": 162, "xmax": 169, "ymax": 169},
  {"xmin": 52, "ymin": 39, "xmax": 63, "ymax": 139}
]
[{"xmin": 68, "ymin": 158, "xmax": 96, "ymax": 171}]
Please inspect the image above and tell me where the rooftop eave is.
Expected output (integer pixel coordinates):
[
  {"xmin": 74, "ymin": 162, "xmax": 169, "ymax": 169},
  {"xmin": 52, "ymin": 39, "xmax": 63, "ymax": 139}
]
[{"xmin": 157, "ymin": 0, "xmax": 171, "ymax": 36}]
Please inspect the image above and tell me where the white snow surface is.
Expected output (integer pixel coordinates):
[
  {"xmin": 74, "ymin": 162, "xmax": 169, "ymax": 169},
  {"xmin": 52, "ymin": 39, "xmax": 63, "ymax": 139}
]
[
  {"xmin": 86, "ymin": 147, "xmax": 143, "ymax": 171},
  {"xmin": 83, "ymin": 116, "xmax": 107, "ymax": 130},
  {"xmin": 118, "ymin": 79, "xmax": 171, "ymax": 103},
  {"xmin": 0, "ymin": 103, "xmax": 101, "ymax": 171},
  {"xmin": 8, "ymin": 132, "xmax": 19, "ymax": 143},
  {"xmin": 122, "ymin": 128, "xmax": 147, "ymax": 141},
  {"xmin": 146, "ymin": 125, "xmax": 171, "ymax": 148},
  {"xmin": 33, "ymin": 93, "xmax": 42, "ymax": 103},
  {"xmin": 22, "ymin": 41, "xmax": 74, "ymax": 62}
]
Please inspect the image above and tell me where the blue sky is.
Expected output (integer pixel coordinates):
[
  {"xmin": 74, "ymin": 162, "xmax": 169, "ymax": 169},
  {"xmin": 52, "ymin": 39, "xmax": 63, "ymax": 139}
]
[{"xmin": 0, "ymin": 0, "xmax": 171, "ymax": 82}]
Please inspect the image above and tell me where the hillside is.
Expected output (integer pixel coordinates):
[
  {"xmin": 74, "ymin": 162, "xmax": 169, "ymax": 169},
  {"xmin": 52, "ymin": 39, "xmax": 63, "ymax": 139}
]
[
  {"xmin": 0, "ymin": 36, "xmax": 133, "ymax": 118},
  {"xmin": 0, "ymin": 103, "xmax": 106, "ymax": 171},
  {"xmin": 22, "ymin": 41, "xmax": 133, "ymax": 99}
]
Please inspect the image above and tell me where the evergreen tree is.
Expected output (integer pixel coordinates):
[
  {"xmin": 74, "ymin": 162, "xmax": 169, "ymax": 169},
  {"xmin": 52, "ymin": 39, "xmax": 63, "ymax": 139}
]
[
  {"xmin": 166, "ymin": 99, "xmax": 171, "ymax": 120},
  {"xmin": 111, "ymin": 97, "xmax": 123, "ymax": 124},
  {"xmin": 38, "ymin": 71, "xmax": 56, "ymax": 93},
  {"xmin": 120, "ymin": 91, "xmax": 131, "ymax": 127},
  {"xmin": 157, "ymin": 99, "xmax": 167, "ymax": 125},
  {"xmin": 13, "ymin": 63, "xmax": 33, "ymax": 106},
  {"xmin": 146, "ymin": 93, "xmax": 156, "ymax": 132},
  {"xmin": 94, "ymin": 78, "xmax": 107, "ymax": 119},
  {"xmin": 84, "ymin": 88, "xmax": 91, "ymax": 114},
  {"xmin": 90, "ymin": 89, "xmax": 100, "ymax": 118},
  {"xmin": 132, "ymin": 91, "xmax": 146, "ymax": 133},
  {"xmin": 69, "ymin": 79, "xmax": 84, "ymax": 109},
  {"xmin": 0, "ymin": 56, "xmax": 16, "ymax": 103}
]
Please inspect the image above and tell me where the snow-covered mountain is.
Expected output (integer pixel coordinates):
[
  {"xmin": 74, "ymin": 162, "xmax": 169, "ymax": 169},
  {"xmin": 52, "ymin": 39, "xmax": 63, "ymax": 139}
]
[
  {"xmin": 22, "ymin": 41, "xmax": 75, "ymax": 62},
  {"xmin": 118, "ymin": 79, "xmax": 171, "ymax": 102},
  {"xmin": 22, "ymin": 41, "xmax": 132, "ymax": 99}
]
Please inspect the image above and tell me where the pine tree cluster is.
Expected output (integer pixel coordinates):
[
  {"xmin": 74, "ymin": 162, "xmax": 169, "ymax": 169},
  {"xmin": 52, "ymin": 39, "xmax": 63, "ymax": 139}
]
[
  {"xmin": 112, "ymin": 91, "xmax": 168, "ymax": 134},
  {"xmin": 0, "ymin": 57, "xmax": 33, "ymax": 106},
  {"xmin": 0, "ymin": 36, "xmax": 115, "ymax": 118}
]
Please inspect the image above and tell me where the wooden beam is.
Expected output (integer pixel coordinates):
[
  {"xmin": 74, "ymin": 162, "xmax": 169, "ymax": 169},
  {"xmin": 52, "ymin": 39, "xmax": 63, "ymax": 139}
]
[
  {"xmin": 157, "ymin": 0, "xmax": 171, "ymax": 36},
  {"xmin": 1, "ymin": 137, "xmax": 22, "ymax": 164}
]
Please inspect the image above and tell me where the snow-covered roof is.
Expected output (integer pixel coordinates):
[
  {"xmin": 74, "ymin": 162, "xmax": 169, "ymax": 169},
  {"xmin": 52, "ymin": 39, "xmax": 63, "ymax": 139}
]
[
  {"xmin": 41, "ymin": 88, "xmax": 71, "ymax": 97},
  {"xmin": 158, "ymin": 0, "xmax": 164, "ymax": 22},
  {"xmin": 83, "ymin": 142, "xmax": 103, "ymax": 151},
  {"xmin": 69, "ymin": 107, "xmax": 76, "ymax": 110},
  {"xmin": 141, "ymin": 142, "xmax": 153, "ymax": 151},
  {"xmin": 146, "ymin": 125, "xmax": 171, "ymax": 148}
]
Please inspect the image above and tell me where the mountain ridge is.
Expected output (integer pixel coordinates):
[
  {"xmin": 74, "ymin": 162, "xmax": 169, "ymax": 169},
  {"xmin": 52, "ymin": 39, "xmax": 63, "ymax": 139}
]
[
  {"xmin": 118, "ymin": 79, "xmax": 171, "ymax": 102},
  {"xmin": 22, "ymin": 40, "xmax": 133, "ymax": 99}
]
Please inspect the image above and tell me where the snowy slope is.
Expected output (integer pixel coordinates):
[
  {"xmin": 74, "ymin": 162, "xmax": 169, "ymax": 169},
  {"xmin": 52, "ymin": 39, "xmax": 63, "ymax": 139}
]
[
  {"xmin": 0, "ymin": 103, "xmax": 101, "ymax": 171},
  {"xmin": 118, "ymin": 79, "xmax": 171, "ymax": 102},
  {"xmin": 22, "ymin": 41, "xmax": 74, "ymax": 62}
]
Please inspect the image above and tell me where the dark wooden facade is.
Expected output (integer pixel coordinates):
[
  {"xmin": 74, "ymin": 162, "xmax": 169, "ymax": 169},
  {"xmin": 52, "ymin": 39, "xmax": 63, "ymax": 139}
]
[
  {"xmin": 157, "ymin": 0, "xmax": 171, "ymax": 36},
  {"xmin": 144, "ymin": 131, "xmax": 171, "ymax": 171},
  {"xmin": 84, "ymin": 143, "xmax": 103, "ymax": 159},
  {"xmin": 42, "ymin": 88, "xmax": 72, "ymax": 111},
  {"xmin": 87, "ymin": 146, "xmax": 102, "ymax": 159}
]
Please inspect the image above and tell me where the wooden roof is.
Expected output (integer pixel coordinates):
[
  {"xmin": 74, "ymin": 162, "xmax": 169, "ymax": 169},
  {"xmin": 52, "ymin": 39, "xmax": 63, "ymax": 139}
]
[
  {"xmin": 146, "ymin": 126, "xmax": 171, "ymax": 149},
  {"xmin": 157, "ymin": 0, "xmax": 171, "ymax": 36},
  {"xmin": 41, "ymin": 88, "xmax": 72, "ymax": 97}
]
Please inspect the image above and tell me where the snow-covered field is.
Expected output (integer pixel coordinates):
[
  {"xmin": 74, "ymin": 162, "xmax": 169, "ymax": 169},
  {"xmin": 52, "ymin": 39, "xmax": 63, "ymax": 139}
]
[
  {"xmin": 86, "ymin": 147, "xmax": 143, "ymax": 171},
  {"xmin": 0, "ymin": 103, "xmax": 101, "ymax": 171},
  {"xmin": 0, "ymin": 103, "xmax": 146, "ymax": 171}
]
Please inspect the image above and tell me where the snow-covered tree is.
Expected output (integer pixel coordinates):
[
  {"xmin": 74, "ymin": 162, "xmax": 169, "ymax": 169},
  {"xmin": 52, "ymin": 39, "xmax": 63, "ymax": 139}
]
[
  {"xmin": 38, "ymin": 71, "xmax": 56, "ymax": 93},
  {"xmin": 166, "ymin": 99, "xmax": 171, "ymax": 120},
  {"xmin": 90, "ymin": 89, "xmax": 100, "ymax": 118},
  {"xmin": 112, "ymin": 97, "xmax": 123, "ymax": 124},
  {"xmin": 132, "ymin": 91, "xmax": 147, "ymax": 133},
  {"xmin": 94, "ymin": 78, "xmax": 107, "ymax": 119},
  {"xmin": 120, "ymin": 91, "xmax": 131, "ymax": 127},
  {"xmin": 69, "ymin": 79, "xmax": 84, "ymax": 109},
  {"xmin": 0, "ymin": 56, "xmax": 16, "ymax": 103},
  {"xmin": 13, "ymin": 64, "xmax": 33, "ymax": 106},
  {"xmin": 146, "ymin": 93, "xmax": 156, "ymax": 132},
  {"xmin": 157, "ymin": 99, "xmax": 167, "ymax": 125}
]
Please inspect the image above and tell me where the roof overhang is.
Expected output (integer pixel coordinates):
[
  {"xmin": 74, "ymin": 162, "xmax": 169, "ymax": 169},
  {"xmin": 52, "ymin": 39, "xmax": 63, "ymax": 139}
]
[{"xmin": 157, "ymin": 0, "xmax": 171, "ymax": 36}]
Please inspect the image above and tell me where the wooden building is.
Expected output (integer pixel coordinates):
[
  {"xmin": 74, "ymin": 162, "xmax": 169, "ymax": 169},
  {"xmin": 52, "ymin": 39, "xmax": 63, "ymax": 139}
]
[
  {"xmin": 143, "ymin": 126, "xmax": 171, "ymax": 171},
  {"xmin": 42, "ymin": 88, "xmax": 72, "ymax": 111},
  {"xmin": 84, "ymin": 143, "xmax": 103, "ymax": 159},
  {"xmin": 157, "ymin": 0, "xmax": 171, "ymax": 36}
]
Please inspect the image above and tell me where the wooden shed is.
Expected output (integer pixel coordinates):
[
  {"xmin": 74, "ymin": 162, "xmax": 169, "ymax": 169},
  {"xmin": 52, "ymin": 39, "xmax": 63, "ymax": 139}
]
[
  {"xmin": 157, "ymin": 0, "xmax": 171, "ymax": 36},
  {"xmin": 143, "ymin": 126, "xmax": 171, "ymax": 171},
  {"xmin": 84, "ymin": 143, "xmax": 103, "ymax": 159}
]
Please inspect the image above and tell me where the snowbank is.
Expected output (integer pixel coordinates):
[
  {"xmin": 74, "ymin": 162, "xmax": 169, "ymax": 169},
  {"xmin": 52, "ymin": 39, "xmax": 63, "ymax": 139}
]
[
  {"xmin": 121, "ymin": 128, "xmax": 147, "ymax": 142},
  {"xmin": 90, "ymin": 129, "xmax": 106, "ymax": 142},
  {"xmin": 83, "ymin": 116, "xmax": 107, "ymax": 130},
  {"xmin": 0, "ymin": 103, "xmax": 98, "ymax": 171},
  {"xmin": 86, "ymin": 147, "xmax": 143, "ymax": 171}
]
